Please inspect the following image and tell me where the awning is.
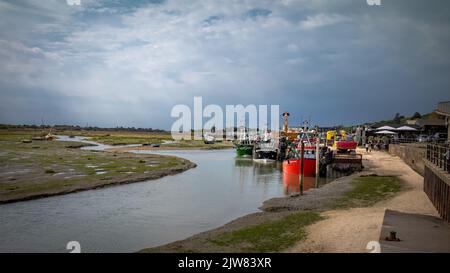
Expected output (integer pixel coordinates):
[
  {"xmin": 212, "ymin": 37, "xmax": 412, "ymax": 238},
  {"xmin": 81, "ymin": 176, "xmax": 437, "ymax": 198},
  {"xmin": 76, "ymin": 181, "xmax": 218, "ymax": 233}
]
[
  {"xmin": 376, "ymin": 126, "xmax": 396, "ymax": 131},
  {"xmin": 396, "ymin": 126, "xmax": 418, "ymax": 131},
  {"xmin": 375, "ymin": 130, "xmax": 397, "ymax": 135}
]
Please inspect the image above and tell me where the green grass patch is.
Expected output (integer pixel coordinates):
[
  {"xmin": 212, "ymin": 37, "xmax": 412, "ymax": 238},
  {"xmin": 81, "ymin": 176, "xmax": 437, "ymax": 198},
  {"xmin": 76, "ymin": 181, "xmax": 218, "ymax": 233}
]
[
  {"xmin": 210, "ymin": 212, "xmax": 324, "ymax": 252},
  {"xmin": 0, "ymin": 129, "xmax": 46, "ymax": 142},
  {"xmin": 333, "ymin": 175, "xmax": 402, "ymax": 209}
]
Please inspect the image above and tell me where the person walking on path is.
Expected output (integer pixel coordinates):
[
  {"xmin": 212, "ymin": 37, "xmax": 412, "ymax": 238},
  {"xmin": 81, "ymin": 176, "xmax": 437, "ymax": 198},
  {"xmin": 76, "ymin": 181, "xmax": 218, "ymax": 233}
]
[{"xmin": 365, "ymin": 143, "xmax": 370, "ymax": 153}]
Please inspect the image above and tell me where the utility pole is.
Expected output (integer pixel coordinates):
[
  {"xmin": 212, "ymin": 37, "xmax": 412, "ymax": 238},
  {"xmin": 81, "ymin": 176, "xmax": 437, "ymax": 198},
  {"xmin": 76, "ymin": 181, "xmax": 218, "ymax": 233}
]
[
  {"xmin": 299, "ymin": 141, "xmax": 305, "ymax": 196},
  {"xmin": 315, "ymin": 135, "xmax": 320, "ymax": 188}
]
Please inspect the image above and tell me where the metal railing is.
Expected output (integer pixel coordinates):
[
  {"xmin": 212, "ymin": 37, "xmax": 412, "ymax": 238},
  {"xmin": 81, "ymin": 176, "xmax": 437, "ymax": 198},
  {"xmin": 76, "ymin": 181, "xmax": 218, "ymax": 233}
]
[
  {"xmin": 424, "ymin": 165, "xmax": 450, "ymax": 223},
  {"xmin": 390, "ymin": 138, "xmax": 420, "ymax": 144},
  {"xmin": 426, "ymin": 144, "xmax": 450, "ymax": 173},
  {"xmin": 390, "ymin": 137, "xmax": 448, "ymax": 144}
]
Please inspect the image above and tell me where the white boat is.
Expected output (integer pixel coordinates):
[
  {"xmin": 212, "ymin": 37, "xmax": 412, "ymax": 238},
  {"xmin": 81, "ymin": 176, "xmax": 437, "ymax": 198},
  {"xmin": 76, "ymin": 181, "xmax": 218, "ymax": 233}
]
[
  {"xmin": 253, "ymin": 128, "xmax": 277, "ymax": 163},
  {"xmin": 204, "ymin": 133, "xmax": 216, "ymax": 144}
]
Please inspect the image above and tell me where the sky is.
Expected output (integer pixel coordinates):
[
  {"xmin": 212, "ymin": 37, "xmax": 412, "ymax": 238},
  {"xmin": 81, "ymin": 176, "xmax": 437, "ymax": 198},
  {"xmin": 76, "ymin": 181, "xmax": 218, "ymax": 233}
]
[{"xmin": 0, "ymin": 0, "xmax": 449, "ymax": 129}]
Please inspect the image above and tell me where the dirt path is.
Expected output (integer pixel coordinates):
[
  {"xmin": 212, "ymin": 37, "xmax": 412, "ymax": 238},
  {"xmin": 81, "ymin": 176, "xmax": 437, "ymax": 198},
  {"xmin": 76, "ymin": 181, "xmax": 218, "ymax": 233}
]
[{"xmin": 287, "ymin": 150, "xmax": 439, "ymax": 253}]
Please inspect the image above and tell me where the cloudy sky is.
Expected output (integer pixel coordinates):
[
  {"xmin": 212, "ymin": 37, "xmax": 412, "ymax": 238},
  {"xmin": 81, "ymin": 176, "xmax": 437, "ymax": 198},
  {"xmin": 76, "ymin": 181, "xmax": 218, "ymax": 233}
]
[{"xmin": 0, "ymin": 0, "xmax": 449, "ymax": 129}]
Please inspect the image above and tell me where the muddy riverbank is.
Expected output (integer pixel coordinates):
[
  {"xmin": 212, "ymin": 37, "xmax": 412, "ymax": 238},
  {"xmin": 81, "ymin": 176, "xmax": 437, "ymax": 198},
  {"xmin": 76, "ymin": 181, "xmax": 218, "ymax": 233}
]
[
  {"xmin": 0, "ymin": 132, "xmax": 196, "ymax": 204},
  {"xmin": 1, "ymin": 159, "xmax": 196, "ymax": 204}
]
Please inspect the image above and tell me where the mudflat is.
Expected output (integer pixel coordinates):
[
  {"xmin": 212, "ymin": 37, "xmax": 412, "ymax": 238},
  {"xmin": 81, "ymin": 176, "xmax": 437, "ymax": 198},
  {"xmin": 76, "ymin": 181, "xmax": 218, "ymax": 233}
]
[{"xmin": 0, "ymin": 130, "xmax": 196, "ymax": 203}]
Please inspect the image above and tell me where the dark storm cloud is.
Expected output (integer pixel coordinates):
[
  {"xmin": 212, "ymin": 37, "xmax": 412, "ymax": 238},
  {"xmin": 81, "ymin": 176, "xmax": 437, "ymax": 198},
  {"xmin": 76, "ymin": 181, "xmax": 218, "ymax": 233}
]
[{"xmin": 0, "ymin": 0, "xmax": 449, "ymax": 128}]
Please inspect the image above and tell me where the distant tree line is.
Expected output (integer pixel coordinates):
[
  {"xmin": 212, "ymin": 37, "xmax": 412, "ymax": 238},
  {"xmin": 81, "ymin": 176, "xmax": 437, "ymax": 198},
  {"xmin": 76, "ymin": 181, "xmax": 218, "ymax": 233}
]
[{"xmin": 0, "ymin": 124, "xmax": 169, "ymax": 133}]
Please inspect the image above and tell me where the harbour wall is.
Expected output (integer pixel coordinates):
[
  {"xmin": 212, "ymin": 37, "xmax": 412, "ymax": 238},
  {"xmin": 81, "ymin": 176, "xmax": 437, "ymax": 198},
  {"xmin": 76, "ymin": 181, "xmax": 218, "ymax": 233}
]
[{"xmin": 389, "ymin": 143, "xmax": 426, "ymax": 176}]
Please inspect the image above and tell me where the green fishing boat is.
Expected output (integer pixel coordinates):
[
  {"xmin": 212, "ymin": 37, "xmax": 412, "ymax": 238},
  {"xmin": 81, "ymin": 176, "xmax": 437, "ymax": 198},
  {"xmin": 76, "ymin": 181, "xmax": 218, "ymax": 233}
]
[
  {"xmin": 235, "ymin": 127, "xmax": 254, "ymax": 157},
  {"xmin": 236, "ymin": 143, "xmax": 254, "ymax": 157}
]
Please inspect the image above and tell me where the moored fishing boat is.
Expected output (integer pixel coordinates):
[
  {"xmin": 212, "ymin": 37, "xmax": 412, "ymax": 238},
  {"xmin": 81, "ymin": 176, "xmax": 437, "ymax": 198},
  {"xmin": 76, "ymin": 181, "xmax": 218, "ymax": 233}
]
[
  {"xmin": 253, "ymin": 145, "xmax": 277, "ymax": 163},
  {"xmin": 282, "ymin": 123, "xmax": 317, "ymax": 177},
  {"xmin": 236, "ymin": 141, "xmax": 254, "ymax": 157},
  {"xmin": 253, "ymin": 129, "xmax": 277, "ymax": 163},
  {"xmin": 282, "ymin": 144, "xmax": 317, "ymax": 176},
  {"xmin": 235, "ymin": 127, "xmax": 254, "ymax": 157}
]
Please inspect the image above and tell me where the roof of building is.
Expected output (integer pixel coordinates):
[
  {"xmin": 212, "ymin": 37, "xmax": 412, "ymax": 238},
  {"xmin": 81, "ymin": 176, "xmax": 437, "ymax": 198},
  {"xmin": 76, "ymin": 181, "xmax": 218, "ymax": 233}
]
[
  {"xmin": 436, "ymin": 101, "xmax": 450, "ymax": 116},
  {"xmin": 414, "ymin": 119, "xmax": 446, "ymax": 127}
]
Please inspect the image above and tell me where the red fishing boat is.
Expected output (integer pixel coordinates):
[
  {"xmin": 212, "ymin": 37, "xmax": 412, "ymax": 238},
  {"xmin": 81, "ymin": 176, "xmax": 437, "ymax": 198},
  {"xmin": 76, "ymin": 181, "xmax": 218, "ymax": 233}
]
[
  {"xmin": 282, "ymin": 125, "xmax": 317, "ymax": 177},
  {"xmin": 282, "ymin": 148, "xmax": 317, "ymax": 176}
]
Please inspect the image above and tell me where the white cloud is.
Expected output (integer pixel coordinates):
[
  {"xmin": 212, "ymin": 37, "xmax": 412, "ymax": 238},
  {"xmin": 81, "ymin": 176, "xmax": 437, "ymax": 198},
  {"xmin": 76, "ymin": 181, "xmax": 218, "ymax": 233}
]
[
  {"xmin": 286, "ymin": 43, "xmax": 299, "ymax": 52},
  {"xmin": 299, "ymin": 13, "xmax": 350, "ymax": 30}
]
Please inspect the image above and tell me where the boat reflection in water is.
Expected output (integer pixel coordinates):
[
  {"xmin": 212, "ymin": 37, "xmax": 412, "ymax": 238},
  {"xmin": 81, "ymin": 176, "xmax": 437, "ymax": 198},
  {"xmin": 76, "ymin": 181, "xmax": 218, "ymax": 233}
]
[
  {"xmin": 234, "ymin": 158, "xmax": 256, "ymax": 167},
  {"xmin": 234, "ymin": 158, "xmax": 283, "ymax": 193},
  {"xmin": 282, "ymin": 172, "xmax": 317, "ymax": 195},
  {"xmin": 234, "ymin": 157, "xmax": 339, "ymax": 196},
  {"xmin": 282, "ymin": 170, "xmax": 348, "ymax": 195},
  {"xmin": 234, "ymin": 157, "xmax": 322, "ymax": 196},
  {"xmin": 235, "ymin": 158, "xmax": 281, "ymax": 175}
]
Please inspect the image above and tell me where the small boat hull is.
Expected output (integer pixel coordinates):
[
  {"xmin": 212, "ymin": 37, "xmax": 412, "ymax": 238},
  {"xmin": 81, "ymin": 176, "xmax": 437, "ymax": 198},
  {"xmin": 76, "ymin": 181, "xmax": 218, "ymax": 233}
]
[
  {"xmin": 236, "ymin": 145, "xmax": 253, "ymax": 157},
  {"xmin": 336, "ymin": 141, "xmax": 358, "ymax": 150},
  {"xmin": 253, "ymin": 150, "xmax": 277, "ymax": 162},
  {"xmin": 283, "ymin": 158, "xmax": 316, "ymax": 177}
]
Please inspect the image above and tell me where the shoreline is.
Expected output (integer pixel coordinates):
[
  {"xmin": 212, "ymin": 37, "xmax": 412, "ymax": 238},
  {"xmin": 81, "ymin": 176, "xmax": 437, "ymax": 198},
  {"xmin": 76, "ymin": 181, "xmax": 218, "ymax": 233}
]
[
  {"xmin": 0, "ymin": 159, "xmax": 196, "ymax": 205},
  {"xmin": 140, "ymin": 150, "xmax": 438, "ymax": 253}
]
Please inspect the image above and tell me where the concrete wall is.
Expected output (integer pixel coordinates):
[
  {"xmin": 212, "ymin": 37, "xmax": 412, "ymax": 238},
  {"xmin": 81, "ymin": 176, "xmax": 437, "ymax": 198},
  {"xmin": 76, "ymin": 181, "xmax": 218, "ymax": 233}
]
[
  {"xmin": 389, "ymin": 144, "xmax": 426, "ymax": 176},
  {"xmin": 448, "ymin": 117, "xmax": 450, "ymax": 143}
]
